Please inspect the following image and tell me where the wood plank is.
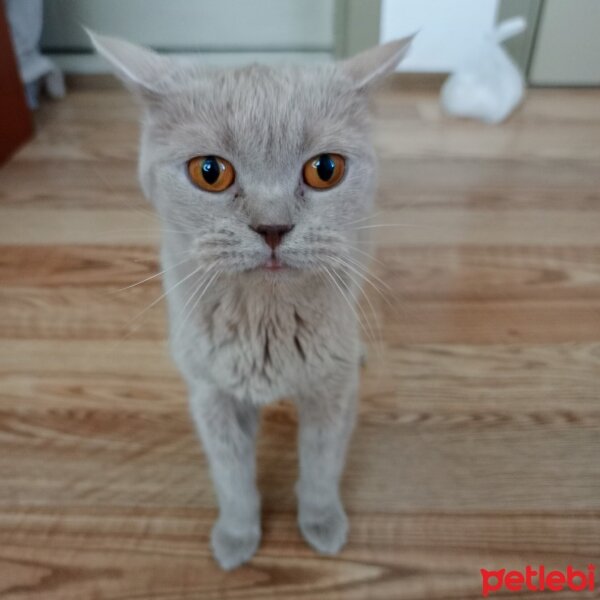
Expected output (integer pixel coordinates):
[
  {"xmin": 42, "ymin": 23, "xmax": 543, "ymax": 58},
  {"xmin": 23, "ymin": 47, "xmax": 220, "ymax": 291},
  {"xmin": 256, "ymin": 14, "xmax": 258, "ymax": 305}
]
[
  {"xmin": 1, "ymin": 341, "xmax": 598, "ymax": 411},
  {"xmin": 1, "ymin": 287, "xmax": 599, "ymax": 343},
  {"xmin": 2, "ymin": 205, "xmax": 600, "ymax": 246},
  {"xmin": 0, "ymin": 85, "xmax": 599, "ymax": 598},
  {"xmin": 0, "ymin": 208, "xmax": 161, "ymax": 245},
  {"xmin": 1, "ymin": 397, "xmax": 600, "ymax": 512},
  {"xmin": 373, "ymin": 109, "xmax": 600, "ymax": 161},
  {"xmin": 2, "ymin": 244, "xmax": 599, "ymax": 343},
  {"xmin": 0, "ymin": 245, "xmax": 159, "ymax": 286},
  {"xmin": 0, "ymin": 508, "xmax": 597, "ymax": 600},
  {"xmin": 0, "ymin": 160, "xmax": 141, "ymax": 208}
]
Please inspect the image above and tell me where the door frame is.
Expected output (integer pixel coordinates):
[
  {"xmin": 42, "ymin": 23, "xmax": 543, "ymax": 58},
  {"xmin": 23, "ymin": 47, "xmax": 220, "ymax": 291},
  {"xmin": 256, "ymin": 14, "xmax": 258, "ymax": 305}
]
[
  {"xmin": 335, "ymin": 0, "xmax": 546, "ymax": 75},
  {"xmin": 334, "ymin": 0, "xmax": 382, "ymax": 58},
  {"xmin": 497, "ymin": 0, "xmax": 545, "ymax": 78}
]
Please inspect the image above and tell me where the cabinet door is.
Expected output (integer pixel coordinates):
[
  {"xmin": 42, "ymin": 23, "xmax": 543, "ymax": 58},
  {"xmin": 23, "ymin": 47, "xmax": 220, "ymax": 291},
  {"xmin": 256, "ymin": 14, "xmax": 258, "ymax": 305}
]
[
  {"xmin": 529, "ymin": 0, "xmax": 600, "ymax": 86},
  {"xmin": 0, "ymin": 2, "xmax": 33, "ymax": 164}
]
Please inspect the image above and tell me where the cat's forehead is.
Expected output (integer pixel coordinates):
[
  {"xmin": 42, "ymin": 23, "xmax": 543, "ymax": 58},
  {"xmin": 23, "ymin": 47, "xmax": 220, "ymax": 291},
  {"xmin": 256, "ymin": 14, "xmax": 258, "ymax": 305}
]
[
  {"xmin": 153, "ymin": 62, "xmax": 367, "ymax": 161},
  {"xmin": 209, "ymin": 64, "xmax": 349, "ymax": 110}
]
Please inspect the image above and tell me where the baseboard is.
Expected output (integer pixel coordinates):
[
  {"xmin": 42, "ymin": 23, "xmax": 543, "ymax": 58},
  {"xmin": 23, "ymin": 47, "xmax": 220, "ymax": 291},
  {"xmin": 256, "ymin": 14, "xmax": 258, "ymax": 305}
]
[
  {"xmin": 50, "ymin": 51, "xmax": 334, "ymax": 76},
  {"xmin": 66, "ymin": 70, "xmax": 449, "ymax": 93},
  {"xmin": 381, "ymin": 72, "xmax": 448, "ymax": 91}
]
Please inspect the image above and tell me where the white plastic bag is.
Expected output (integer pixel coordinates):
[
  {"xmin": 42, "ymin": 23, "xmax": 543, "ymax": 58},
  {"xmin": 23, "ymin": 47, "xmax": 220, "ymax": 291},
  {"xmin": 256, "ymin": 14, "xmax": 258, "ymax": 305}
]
[{"xmin": 441, "ymin": 17, "xmax": 527, "ymax": 124}]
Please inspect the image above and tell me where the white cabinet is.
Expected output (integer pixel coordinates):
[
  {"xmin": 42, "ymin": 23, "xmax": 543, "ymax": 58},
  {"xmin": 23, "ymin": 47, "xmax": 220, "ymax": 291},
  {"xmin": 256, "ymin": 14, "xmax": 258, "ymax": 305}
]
[{"xmin": 529, "ymin": 0, "xmax": 600, "ymax": 85}]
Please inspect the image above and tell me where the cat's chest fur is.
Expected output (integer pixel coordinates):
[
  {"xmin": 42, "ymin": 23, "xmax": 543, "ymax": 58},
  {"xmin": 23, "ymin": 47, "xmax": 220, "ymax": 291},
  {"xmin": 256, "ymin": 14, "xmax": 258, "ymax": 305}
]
[{"xmin": 169, "ymin": 275, "xmax": 357, "ymax": 405}]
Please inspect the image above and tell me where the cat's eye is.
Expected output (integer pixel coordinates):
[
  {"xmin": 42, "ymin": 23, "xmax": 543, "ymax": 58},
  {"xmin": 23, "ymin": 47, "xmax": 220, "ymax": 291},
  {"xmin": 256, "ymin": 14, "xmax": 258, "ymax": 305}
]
[
  {"xmin": 187, "ymin": 155, "xmax": 235, "ymax": 192},
  {"xmin": 303, "ymin": 153, "xmax": 345, "ymax": 189}
]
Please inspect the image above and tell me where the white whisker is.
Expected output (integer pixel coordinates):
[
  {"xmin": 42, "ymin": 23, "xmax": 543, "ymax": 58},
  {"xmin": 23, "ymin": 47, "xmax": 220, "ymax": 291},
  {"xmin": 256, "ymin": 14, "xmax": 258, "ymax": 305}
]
[
  {"xmin": 345, "ymin": 243, "xmax": 386, "ymax": 268},
  {"xmin": 94, "ymin": 228, "xmax": 190, "ymax": 237},
  {"xmin": 111, "ymin": 255, "xmax": 193, "ymax": 294},
  {"xmin": 174, "ymin": 269, "xmax": 221, "ymax": 340},
  {"xmin": 350, "ymin": 223, "xmax": 420, "ymax": 231},
  {"xmin": 340, "ymin": 253, "xmax": 395, "ymax": 294},
  {"xmin": 330, "ymin": 254, "xmax": 399, "ymax": 317},
  {"xmin": 320, "ymin": 265, "xmax": 369, "ymax": 345},
  {"xmin": 342, "ymin": 211, "xmax": 384, "ymax": 228},
  {"xmin": 329, "ymin": 264, "xmax": 380, "ymax": 357},
  {"xmin": 338, "ymin": 263, "xmax": 384, "ymax": 348},
  {"xmin": 126, "ymin": 262, "xmax": 206, "ymax": 329}
]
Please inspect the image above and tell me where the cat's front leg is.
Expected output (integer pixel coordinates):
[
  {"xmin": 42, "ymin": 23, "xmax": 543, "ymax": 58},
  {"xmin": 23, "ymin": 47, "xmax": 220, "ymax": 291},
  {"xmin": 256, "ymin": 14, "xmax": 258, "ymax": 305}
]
[
  {"xmin": 295, "ymin": 373, "xmax": 358, "ymax": 555},
  {"xmin": 188, "ymin": 382, "xmax": 261, "ymax": 570}
]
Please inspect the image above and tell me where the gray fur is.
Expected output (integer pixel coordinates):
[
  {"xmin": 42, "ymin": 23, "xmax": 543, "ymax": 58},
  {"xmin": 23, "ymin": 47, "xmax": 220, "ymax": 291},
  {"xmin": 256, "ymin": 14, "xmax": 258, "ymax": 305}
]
[{"xmin": 89, "ymin": 30, "xmax": 413, "ymax": 569}]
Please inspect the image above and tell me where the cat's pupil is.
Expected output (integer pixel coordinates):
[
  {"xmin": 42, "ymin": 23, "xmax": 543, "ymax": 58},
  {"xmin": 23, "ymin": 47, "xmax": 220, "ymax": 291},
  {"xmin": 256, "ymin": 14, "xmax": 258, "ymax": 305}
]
[
  {"xmin": 316, "ymin": 154, "xmax": 335, "ymax": 181},
  {"xmin": 202, "ymin": 157, "xmax": 221, "ymax": 184}
]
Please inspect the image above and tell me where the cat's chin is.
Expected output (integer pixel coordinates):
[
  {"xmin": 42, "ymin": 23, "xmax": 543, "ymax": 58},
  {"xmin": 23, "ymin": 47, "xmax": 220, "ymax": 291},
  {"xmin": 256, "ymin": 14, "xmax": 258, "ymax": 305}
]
[
  {"xmin": 264, "ymin": 256, "xmax": 285, "ymax": 271},
  {"xmin": 251, "ymin": 255, "xmax": 295, "ymax": 274},
  {"xmin": 243, "ymin": 262, "xmax": 307, "ymax": 280},
  {"xmin": 256, "ymin": 264, "xmax": 293, "ymax": 276}
]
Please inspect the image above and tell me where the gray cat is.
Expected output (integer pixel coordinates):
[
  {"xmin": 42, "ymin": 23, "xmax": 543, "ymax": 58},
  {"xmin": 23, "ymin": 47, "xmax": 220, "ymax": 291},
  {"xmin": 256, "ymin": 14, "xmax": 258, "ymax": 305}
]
[{"xmin": 89, "ymin": 30, "xmax": 413, "ymax": 570}]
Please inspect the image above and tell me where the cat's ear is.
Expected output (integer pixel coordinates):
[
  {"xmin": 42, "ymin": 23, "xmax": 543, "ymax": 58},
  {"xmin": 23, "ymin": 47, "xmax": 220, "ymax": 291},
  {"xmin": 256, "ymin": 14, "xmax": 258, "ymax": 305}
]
[
  {"xmin": 342, "ymin": 34, "xmax": 416, "ymax": 90},
  {"xmin": 85, "ymin": 28, "xmax": 172, "ymax": 98}
]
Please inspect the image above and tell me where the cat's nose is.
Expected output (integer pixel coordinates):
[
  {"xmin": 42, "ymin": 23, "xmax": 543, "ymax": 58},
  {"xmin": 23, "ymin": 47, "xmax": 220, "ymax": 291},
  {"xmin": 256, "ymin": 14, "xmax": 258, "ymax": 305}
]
[{"xmin": 251, "ymin": 224, "xmax": 294, "ymax": 251}]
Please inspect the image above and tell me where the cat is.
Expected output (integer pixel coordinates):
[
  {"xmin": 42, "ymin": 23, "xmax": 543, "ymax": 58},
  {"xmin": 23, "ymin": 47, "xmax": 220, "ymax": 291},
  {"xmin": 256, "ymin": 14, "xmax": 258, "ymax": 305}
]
[{"xmin": 89, "ymin": 29, "xmax": 413, "ymax": 570}]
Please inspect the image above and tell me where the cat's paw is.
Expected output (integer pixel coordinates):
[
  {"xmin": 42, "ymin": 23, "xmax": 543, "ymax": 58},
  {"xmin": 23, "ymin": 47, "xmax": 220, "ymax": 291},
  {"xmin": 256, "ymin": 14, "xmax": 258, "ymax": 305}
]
[
  {"xmin": 211, "ymin": 520, "xmax": 261, "ymax": 570},
  {"xmin": 298, "ymin": 502, "xmax": 348, "ymax": 555}
]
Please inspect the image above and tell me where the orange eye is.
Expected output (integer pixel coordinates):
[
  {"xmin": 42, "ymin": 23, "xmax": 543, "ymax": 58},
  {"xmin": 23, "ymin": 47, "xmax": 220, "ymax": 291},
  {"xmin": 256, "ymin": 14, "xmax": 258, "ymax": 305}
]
[
  {"xmin": 187, "ymin": 156, "xmax": 235, "ymax": 192},
  {"xmin": 303, "ymin": 153, "xmax": 345, "ymax": 189}
]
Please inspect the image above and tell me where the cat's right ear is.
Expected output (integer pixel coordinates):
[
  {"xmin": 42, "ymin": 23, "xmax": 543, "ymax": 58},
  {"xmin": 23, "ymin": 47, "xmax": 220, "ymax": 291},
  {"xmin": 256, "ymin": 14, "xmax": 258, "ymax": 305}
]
[
  {"xmin": 342, "ymin": 34, "xmax": 416, "ymax": 91},
  {"xmin": 85, "ymin": 28, "xmax": 171, "ymax": 99}
]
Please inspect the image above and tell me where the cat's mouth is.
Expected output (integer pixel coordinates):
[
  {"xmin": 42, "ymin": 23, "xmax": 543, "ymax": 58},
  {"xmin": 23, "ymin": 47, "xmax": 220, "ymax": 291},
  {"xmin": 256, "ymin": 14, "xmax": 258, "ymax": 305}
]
[{"xmin": 263, "ymin": 255, "xmax": 286, "ymax": 271}]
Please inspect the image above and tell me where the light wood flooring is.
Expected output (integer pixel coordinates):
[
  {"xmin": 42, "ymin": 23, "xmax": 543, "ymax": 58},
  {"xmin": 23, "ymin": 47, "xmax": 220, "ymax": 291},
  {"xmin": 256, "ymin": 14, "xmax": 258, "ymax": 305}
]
[{"xmin": 0, "ymin": 84, "xmax": 599, "ymax": 599}]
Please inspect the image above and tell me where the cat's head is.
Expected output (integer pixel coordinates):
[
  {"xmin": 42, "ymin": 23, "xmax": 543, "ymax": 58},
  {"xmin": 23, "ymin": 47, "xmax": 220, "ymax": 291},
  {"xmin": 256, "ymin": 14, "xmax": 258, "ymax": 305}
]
[{"xmin": 89, "ymin": 30, "xmax": 413, "ymax": 278}]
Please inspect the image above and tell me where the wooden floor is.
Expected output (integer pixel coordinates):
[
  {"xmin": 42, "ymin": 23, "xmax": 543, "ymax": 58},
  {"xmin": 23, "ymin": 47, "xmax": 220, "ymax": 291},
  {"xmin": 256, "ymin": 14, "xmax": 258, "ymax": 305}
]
[{"xmin": 1, "ymin": 84, "xmax": 600, "ymax": 599}]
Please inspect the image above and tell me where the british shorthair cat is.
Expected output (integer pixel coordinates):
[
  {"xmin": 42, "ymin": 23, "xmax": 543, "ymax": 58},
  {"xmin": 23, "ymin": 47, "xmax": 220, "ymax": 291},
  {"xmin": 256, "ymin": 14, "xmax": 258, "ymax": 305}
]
[{"xmin": 89, "ymin": 29, "xmax": 413, "ymax": 569}]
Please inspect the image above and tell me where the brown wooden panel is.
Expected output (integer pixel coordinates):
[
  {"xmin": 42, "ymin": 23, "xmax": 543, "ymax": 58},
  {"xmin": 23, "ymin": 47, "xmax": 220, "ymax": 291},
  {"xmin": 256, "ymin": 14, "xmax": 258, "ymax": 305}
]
[{"xmin": 0, "ymin": 2, "xmax": 33, "ymax": 165}]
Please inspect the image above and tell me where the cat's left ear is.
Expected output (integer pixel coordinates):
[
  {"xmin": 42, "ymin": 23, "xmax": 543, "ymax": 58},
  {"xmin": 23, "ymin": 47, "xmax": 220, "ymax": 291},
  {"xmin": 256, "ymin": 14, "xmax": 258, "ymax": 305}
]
[
  {"xmin": 85, "ymin": 28, "xmax": 172, "ymax": 99},
  {"xmin": 342, "ymin": 34, "xmax": 416, "ymax": 90}
]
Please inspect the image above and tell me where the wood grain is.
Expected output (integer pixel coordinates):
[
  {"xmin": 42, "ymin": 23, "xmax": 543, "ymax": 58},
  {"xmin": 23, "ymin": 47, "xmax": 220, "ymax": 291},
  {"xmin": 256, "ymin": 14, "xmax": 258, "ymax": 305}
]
[{"xmin": 0, "ymin": 86, "xmax": 599, "ymax": 598}]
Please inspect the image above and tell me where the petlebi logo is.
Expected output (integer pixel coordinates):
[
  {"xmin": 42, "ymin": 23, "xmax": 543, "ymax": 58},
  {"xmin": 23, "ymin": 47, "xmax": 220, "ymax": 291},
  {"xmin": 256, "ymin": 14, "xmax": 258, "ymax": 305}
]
[{"xmin": 481, "ymin": 565, "xmax": 596, "ymax": 597}]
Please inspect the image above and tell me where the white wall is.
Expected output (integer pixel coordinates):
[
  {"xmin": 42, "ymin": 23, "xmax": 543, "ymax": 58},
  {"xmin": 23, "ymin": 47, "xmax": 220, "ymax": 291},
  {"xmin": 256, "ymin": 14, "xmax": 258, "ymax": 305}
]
[
  {"xmin": 529, "ymin": 0, "xmax": 600, "ymax": 85},
  {"xmin": 42, "ymin": 0, "xmax": 335, "ymax": 50},
  {"xmin": 42, "ymin": 0, "xmax": 335, "ymax": 73},
  {"xmin": 380, "ymin": 0, "xmax": 499, "ymax": 72}
]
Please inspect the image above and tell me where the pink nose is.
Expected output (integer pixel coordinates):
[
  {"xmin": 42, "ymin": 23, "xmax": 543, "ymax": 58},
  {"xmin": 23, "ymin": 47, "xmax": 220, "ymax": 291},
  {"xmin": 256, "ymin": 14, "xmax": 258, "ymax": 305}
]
[{"xmin": 251, "ymin": 224, "xmax": 294, "ymax": 251}]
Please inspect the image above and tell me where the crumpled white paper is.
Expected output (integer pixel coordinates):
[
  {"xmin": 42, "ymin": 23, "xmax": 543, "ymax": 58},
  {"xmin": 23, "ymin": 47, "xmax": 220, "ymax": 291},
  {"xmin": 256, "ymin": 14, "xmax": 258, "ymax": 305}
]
[{"xmin": 441, "ymin": 17, "xmax": 527, "ymax": 124}]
